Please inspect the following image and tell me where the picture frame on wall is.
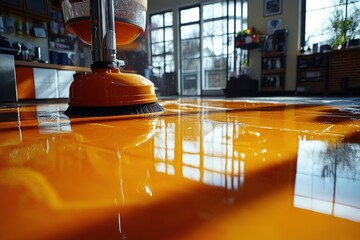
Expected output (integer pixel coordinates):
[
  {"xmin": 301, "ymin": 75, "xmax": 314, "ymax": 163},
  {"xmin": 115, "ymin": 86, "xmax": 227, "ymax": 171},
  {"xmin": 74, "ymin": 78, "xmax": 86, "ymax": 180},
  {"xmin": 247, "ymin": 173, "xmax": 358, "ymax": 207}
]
[{"xmin": 264, "ymin": 0, "xmax": 282, "ymax": 17}]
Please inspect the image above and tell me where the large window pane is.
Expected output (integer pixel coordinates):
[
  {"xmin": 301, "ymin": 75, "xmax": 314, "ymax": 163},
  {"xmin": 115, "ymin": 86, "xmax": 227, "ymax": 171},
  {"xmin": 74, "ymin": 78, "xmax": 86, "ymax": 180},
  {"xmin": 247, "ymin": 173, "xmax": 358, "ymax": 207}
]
[
  {"xmin": 150, "ymin": 14, "xmax": 163, "ymax": 28},
  {"xmin": 203, "ymin": 36, "xmax": 227, "ymax": 56},
  {"xmin": 182, "ymin": 59, "xmax": 200, "ymax": 72},
  {"xmin": 165, "ymin": 42, "xmax": 174, "ymax": 53},
  {"xmin": 203, "ymin": 2, "xmax": 227, "ymax": 20},
  {"xmin": 304, "ymin": 0, "xmax": 360, "ymax": 46},
  {"xmin": 164, "ymin": 27, "xmax": 174, "ymax": 41},
  {"xmin": 182, "ymin": 71, "xmax": 199, "ymax": 95},
  {"xmin": 152, "ymin": 42, "xmax": 164, "ymax": 55},
  {"xmin": 151, "ymin": 29, "xmax": 164, "ymax": 43},
  {"xmin": 165, "ymin": 54, "xmax": 174, "ymax": 62},
  {"xmin": 228, "ymin": 19, "xmax": 235, "ymax": 33},
  {"xmin": 181, "ymin": 7, "xmax": 200, "ymax": 24},
  {"xmin": 152, "ymin": 56, "xmax": 164, "ymax": 66},
  {"xmin": 204, "ymin": 69, "xmax": 227, "ymax": 89},
  {"xmin": 164, "ymin": 12, "xmax": 173, "ymax": 26},
  {"xmin": 307, "ymin": 0, "xmax": 336, "ymax": 11},
  {"xmin": 181, "ymin": 24, "xmax": 200, "ymax": 39},
  {"xmin": 203, "ymin": 56, "xmax": 227, "ymax": 69},
  {"xmin": 203, "ymin": 19, "xmax": 227, "ymax": 36},
  {"xmin": 181, "ymin": 39, "xmax": 200, "ymax": 58},
  {"xmin": 347, "ymin": 1, "xmax": 360, "ymax": 18},
  {"xmin": 165, "ymin": 62, "xmax": 175, "ymax": 72}
]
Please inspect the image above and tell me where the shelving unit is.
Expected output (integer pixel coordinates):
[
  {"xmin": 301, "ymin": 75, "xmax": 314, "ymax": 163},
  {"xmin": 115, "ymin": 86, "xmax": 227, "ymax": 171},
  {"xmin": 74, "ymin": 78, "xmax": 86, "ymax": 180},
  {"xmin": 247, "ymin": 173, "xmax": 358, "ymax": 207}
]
[
  {"xmin": 296, "ymin": 52, "xmax": 329, "ymax": 94},
  {"xmin": 48, "ymin": 5, "xmax": 77, "ymax": 65},
  {"xmin": 260, "ymin": 29, "xmax": 287, "ymax": 92},
  {"xmin": 261, "ymin": 51, "xmax": 286, "ymax": 91},
  {"xmin": 236, "ymin": 42, "xmax": 260, "ymax": 50}
]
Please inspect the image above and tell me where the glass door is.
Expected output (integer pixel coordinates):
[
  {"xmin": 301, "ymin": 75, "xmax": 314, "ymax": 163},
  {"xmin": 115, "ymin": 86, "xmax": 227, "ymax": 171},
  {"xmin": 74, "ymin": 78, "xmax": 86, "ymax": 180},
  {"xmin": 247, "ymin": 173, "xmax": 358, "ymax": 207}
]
[
  {"xmin": 179, "ymin": 1, "xmax": 247, "ymax": 96},
  {"xmin": 180, "ymin": 6, "xmax": 201, "ymax": 96}
]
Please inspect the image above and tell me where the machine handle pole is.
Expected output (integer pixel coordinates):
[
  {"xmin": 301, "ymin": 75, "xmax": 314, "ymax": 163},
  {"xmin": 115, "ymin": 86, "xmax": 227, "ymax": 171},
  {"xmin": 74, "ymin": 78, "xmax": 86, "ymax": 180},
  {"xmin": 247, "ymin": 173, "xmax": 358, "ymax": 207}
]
[
  {"xmin": 103, "ymin": 0, "xmax": 117, "ymax": 63},
  {"xmin": 90, "ymin": 0, "xmax": 117, "ymax": 65},
  {"xmin": 90, "ymin": 0, "xmax": 102, "ymax": 62}
]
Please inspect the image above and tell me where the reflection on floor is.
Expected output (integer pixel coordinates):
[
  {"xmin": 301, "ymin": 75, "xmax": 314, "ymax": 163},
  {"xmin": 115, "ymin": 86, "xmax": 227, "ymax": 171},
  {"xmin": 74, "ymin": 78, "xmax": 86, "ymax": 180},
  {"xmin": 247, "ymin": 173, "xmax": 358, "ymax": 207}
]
[
  {"xmin": 0, "ymin": 97, "xmax": 360, "ymax": 239},
  {"xmin": 295, "ymin": 138, "xmax": 360, "ymax": 222}
]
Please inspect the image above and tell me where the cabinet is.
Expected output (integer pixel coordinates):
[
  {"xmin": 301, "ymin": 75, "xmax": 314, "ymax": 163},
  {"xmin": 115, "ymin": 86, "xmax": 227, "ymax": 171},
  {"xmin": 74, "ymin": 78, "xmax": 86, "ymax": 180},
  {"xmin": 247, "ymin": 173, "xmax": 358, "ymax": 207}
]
[
  {"xmin": 296, "ymin": 53, "xmax": 329, "ymax": 94},
  {"xmin": 0, "ymin": 0, "xmax": 22, "ymax": 9},
  {"xmin": 57, "ymin": 70, "xmax": 75, "ymax": 98},
  {"xmin": 15, "ymin": 66, "xmax": 76, "ymax": 100},
  {"xmin": 33, "ymin": 68, "xmax": 59, "ymax": 99},
  {"xmin": 24, "ymin": 0, "xmax": 50, "ymax": 17},
  {"xmin": 15, "ymin": 67, "xmax": 35, "ymax": 99},
  {"xmin": 260, "ymin": 29, "xmax": 287, "ymax": 92},
  {"xmin": 0, "ymin": 0, "xmax": 50, "ymax": 18},
  {"xmin": 328, "ymin": 48, "xmax": 360, "ymax": 93}
]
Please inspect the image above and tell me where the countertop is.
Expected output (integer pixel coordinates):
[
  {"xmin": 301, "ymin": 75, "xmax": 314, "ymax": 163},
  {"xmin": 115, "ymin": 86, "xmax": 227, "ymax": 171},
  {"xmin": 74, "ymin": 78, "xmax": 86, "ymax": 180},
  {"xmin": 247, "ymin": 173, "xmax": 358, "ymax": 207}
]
[{"xmin": 15, "ymin": 60, "xmax": 91, "ymax": 72}]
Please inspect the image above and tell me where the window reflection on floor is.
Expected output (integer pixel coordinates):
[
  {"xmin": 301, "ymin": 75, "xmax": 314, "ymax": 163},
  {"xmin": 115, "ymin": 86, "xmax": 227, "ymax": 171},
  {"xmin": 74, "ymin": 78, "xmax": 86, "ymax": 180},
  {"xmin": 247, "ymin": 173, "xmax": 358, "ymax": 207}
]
[
  {"xmin": 36, "ymin": 105, "xmax": 71, "ymax": 134},
  {"xmin": 154, "ymin": 118, "xmax": 244, "ymax": 191},
  {"xmin": 294, "ymin": 138, "xmax": 360, "ymax": 222}
]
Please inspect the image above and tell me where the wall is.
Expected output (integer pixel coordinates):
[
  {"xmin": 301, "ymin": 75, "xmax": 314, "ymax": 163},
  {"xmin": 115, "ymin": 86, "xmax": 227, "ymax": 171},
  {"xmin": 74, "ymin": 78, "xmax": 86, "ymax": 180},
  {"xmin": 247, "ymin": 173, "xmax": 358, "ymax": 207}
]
[
  {"xmin": 148, "ymin": 0, "xmax": 199, "ymax": 12},
  {"xmin": 0, "ymin": 12, "xmax": 49, "ymax": 61},
  {"xmin": 149, "ymin": 0, "xmax": 302, "ymax": 92},
  {"xmin": 0, "ymin": 11, "xmax": 89, "ymax": 67},
  {"xmin": 246, "ymin": 0, "xmax": 301, "ymax": 91}
]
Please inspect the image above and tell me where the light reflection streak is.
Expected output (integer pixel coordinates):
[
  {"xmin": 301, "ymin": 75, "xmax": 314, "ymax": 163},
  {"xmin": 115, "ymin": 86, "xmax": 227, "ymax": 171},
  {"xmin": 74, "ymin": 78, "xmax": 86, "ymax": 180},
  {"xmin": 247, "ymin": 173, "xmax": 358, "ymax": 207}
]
[{"xmin": 145, "ymin": 186, "xmax": 153, "ymax": 197}]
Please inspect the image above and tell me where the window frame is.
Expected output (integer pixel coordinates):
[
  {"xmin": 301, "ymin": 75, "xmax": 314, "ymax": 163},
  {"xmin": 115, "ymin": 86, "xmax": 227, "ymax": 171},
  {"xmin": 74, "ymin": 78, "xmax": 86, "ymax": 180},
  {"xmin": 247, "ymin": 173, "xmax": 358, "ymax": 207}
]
[{"xmin": 149, "ymin": 10, "xmax": 175, "ymax": 77}]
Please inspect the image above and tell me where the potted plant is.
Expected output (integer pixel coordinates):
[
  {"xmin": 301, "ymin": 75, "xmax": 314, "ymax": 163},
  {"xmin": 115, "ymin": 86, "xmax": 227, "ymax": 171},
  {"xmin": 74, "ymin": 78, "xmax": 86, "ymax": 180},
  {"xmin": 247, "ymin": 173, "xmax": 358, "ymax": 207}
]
[{"xmin": 330, "ymin": 5, "xmax": 360, "ymax": 49}]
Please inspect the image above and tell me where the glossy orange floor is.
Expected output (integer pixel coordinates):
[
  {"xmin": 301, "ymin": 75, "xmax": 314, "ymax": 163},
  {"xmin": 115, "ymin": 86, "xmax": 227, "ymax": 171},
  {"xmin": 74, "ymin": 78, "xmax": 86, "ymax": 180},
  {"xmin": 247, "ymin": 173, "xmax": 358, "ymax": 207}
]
[{"xmin": 1, "ymin": 97, "xmax": 360, "ymax": 239}]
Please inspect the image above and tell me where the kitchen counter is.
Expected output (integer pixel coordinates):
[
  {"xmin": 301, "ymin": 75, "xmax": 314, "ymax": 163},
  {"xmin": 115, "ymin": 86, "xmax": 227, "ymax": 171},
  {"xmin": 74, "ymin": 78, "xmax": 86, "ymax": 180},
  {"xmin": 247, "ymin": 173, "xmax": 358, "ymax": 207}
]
[
  {"xmin": 0, "ymin": 97, "xmax": 360, "ymax": 239},
  {"xmin": 15, "ymin": 60, "xmax": 91, "ymax": 72}
]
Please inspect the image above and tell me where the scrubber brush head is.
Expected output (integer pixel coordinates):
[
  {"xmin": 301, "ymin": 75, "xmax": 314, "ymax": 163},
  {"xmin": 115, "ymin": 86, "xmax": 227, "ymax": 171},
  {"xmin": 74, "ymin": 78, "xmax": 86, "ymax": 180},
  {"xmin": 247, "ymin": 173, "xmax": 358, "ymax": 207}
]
[{"xmin": 65, "ymin": 68, "xmax": 164, "ymax": 117}]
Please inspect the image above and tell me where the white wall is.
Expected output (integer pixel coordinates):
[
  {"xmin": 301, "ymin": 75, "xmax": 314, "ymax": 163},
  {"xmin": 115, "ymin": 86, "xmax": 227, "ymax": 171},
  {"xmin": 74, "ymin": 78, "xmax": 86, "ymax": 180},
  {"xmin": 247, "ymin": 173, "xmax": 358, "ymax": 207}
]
[{"xmin": 248, "ymin": 0, "xmax": 301, "ymax": 91}]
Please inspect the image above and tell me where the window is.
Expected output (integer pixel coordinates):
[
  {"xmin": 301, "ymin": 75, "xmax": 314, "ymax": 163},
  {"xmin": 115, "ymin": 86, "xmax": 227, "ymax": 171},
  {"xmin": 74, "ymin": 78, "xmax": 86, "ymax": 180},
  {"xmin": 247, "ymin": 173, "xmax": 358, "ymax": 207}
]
[
  {"xmin": 149, "ymin": 1, "xmax": 248, "ymax": 96},
  {"xmin": 202, "ymin": 2, "xmax": 230, "ymax": 90},
  {"xmin": 303, "ymin": 0, "xmax": 360, "ymax": 48},
  {"xmin": 149, "ymin": 11, "xmax": 174, "ymax": 77},
  {"xmin": 179, "ymin": 0, "xmax": 248, "ymax": 95},
  {"xmin": 180, "ymin": 6, "xmax": 201, "ymax": 95}
]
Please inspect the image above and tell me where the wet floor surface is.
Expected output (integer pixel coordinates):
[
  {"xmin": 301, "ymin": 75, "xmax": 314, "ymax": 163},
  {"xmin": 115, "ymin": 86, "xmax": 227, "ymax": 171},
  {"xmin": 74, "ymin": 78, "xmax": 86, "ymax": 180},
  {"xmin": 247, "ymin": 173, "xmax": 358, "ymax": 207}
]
[{"xmin": 0, "ymin": 97, "xmax": 360, "ymax": 239}]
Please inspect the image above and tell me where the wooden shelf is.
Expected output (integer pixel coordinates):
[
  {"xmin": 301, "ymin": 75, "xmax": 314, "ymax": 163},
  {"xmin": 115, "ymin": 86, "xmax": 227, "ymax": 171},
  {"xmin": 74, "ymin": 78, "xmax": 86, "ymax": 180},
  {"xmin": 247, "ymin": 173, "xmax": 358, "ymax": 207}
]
[
  {"xmin": 261, "ymin": 51, "xmax": 286, "ymax": 92},
  {"xmin": 262, "ymin": 51, "xmax": 285, "ymax": 58},
  {"xmin": 296, "ymin": 53, "xmax": 329, "ymax": 94},
  {"xmin": 261, "ymin": 87, "xmax": 284, "ymax": 92},
  {"xmin": 261, "ymin": 68, "xmax": 285, "ymax": 74},
  {"xmin": 236, "ymin": 42, "xmax": 260, "ymax": 50}
]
